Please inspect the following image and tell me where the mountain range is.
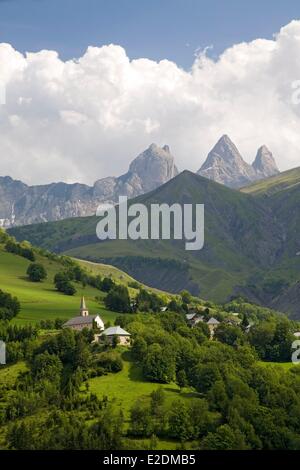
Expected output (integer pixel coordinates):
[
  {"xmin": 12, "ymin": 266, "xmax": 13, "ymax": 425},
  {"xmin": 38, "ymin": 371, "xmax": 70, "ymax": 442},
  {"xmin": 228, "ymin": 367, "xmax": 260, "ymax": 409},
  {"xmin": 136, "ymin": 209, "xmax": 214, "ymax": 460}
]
[
  {"xmin": 9, "ymin": 166, "xmax": 300, "ymax": 319},
  {"xmin": 0, "ymin": 143, "xmax": 178, "ymax": 228},
  {"xmin": 0, "ymin": 135, "xmax": 278, "ymax": 227}
]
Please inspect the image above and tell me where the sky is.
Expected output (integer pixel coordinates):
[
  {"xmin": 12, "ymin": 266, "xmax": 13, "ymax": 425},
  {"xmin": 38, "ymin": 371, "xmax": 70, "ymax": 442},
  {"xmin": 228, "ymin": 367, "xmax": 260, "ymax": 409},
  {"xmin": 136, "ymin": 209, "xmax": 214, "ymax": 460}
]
[
  {"xmin": 0, "ymin": 1, "xmax": 300, "ymax": 184},
  {"xmin": 1, "ymin": 0, "xmax": 300, "ymax": 68}
]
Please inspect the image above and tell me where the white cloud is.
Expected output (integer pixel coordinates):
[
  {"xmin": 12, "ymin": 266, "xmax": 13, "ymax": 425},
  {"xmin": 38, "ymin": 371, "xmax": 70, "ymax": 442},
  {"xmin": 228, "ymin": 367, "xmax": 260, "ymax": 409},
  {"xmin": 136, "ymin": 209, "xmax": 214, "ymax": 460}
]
[{"xmin": 1, "ymin": 20, "xmax": 300, "ymax": 185}]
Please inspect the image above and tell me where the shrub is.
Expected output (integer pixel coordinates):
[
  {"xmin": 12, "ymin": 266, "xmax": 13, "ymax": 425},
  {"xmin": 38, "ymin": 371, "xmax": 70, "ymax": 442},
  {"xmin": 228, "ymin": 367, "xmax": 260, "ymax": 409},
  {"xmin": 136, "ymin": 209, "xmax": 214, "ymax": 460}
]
[
  {"xmin": 0, "ymin": 290, "xmax": 20, "ymax": 321},
  {"xmin": 27, "ymin": 263, "xmax": 47, "ymax": 282},
  {"xmin": 96, "ymin": 351, "xmax": 123, "ymax": 373}
]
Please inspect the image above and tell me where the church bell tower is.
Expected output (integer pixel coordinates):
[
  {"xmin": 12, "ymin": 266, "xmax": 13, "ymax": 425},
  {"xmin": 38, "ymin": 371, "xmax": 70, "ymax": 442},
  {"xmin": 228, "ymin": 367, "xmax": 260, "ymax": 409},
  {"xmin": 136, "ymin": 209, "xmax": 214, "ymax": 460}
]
[{"xmin": 80, "ymin": 297, "xmax": 89, "ymax": 317}]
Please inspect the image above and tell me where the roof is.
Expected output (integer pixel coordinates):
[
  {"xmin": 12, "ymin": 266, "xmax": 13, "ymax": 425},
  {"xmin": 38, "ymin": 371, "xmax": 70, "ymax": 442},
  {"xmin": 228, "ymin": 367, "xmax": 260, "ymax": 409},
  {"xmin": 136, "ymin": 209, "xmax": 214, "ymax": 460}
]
[
  {"xmin": 63, "ymin": 315, "xmax": 98, "ymax": 326},
  {"xmin": 186, "ymin": 313, "xmax": 197, "ymax": 320},
  {"xmin": 102, "ymin": 326, "xmax": 131, "ymax": 336},
  {"xmin": 207, "ymin": 317, "xmax": 220, "ymax": 325}
]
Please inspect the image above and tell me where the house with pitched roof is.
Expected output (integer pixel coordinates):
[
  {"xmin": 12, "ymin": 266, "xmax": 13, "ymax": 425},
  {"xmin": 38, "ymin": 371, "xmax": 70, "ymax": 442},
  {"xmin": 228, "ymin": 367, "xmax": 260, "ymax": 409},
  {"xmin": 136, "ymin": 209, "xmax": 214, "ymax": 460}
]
[
  {"xmin": 207, "ymin": 317, "xmax": 220, "ymax": 337},
  {"xmin": 186, "ymin": 312, "xmax": 204, "ymax": 327},
  {"xmin": 63, "ymin": 297, "xmax": 105, "ymax": 332},
  {"xmin": 100, "ymin": 326, "xmax": 131, "ymax": 346}
]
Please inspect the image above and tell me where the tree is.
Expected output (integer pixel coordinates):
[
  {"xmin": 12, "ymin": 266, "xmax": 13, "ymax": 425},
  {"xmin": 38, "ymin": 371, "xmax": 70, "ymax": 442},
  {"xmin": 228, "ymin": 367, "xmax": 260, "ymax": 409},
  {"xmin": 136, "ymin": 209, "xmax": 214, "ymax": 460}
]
[
  {"xmin": 104, "ymin": 285, "xmax": 131, "ymax": 313},
  {"xmin": 214, "ymin": 324, "xmax": 244, "ymax": 347},
  {"xmin": 111, "ymin": 335, "xmax": 119, "ymax": 348},
  {"xmin": 0, "ymin": 227, "xmax": 9, "ymax": 243},
  {"xmin": 27, "ymin": 263, "xmax": 47, "ymax": 282},
  {"xmin": 200, "ymin": 424, "xmax": 248, "ymax": 450},
  {"xmin": 5, "ymin": 239, "xmax": 35, "ymax": 261},
  {"xmin": 132, "ymin": 336, "xmax": 147, "ymax": 361},
  {"xmin": 241, "ymin": 313, "xmax": 249, "ymax": 331},
  {"xmin": 31, "ymin": 351, "xmax": 62, "ymax": 385},
  {"xmin": 54, "ymin": 272, "xmax": 76, "ymax": 296},
  {"xmin": 136, "ymin": 289, "xmax": 163, "ymax": 312},
  {"xmin": 176, "ymin": 369, "xmax": 188, "ymax": 390},
  {"xmin": 168, "ymin": 299, "xmax": 183, "ymax": 313},
  {"xmin": 7, "ymin": 421, "xmax": 36, "ymax": 450},
  {"xmin": 192, "ymin": 363, "xmax": 222, "ymax": 393},
  {"xmin": 130, "ymin": 400, "xmax": 154, "ymax": 437},
  {"xmin": 0, "ymin": 289, "xmax": 20, "ymax": 320},
  {"xmin": 168, "ymin": 401, "xmax": 194, "ymax": 441},
  {"xmin": 101, "ymin": 277, "xmax": 115, "ymax": 293},
  {"xmin": 74, "ymin": 336, "xmax": 92, "ymax": 370},
  {"xmin": 194, "ymin": 321, "xmax": 211, "ymax": 339},
  {"xmin": 248, "ymin": 322, "xmax": 276, "ymax": 359},
  {"xmin": 143, "ymin": 343, "xmax": 176, "ymax": 383},
  {"xmin": 180, "ymin": 290, "xmax": 192, "ymax": 304},
  {"xmin": 96, "ymin": 351, "xmax": 123, "ymax": 372},
  {"xmin": 270, "ymin": 319, "xmax": 294, "ymax": 362}
]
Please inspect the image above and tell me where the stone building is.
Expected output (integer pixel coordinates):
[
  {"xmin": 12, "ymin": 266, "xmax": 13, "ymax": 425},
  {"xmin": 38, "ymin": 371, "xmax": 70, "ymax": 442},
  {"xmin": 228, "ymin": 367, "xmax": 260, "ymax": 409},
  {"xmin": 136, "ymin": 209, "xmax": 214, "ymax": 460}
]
[{"xmin": 100, "ymin": 326, "xmax": 131, "ymax": 346}]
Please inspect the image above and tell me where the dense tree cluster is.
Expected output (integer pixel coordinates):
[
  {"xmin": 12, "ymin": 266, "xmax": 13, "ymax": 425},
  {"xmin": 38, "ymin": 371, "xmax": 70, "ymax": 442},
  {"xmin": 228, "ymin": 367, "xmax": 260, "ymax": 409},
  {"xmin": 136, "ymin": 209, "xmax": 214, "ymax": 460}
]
[
  {"xmin": 118, "ymin": 311, "xmax": 300, "ymax": 449},
  {"xmin": 135, "ymin": 289, "xmax": 164, "ymax": 313},
  {"xmin": 54, "ymin": 272, "xmax": 77, "ymax": 296},
  {"xmin": 104, "ymin": 285, "xmax": 131, "ymax": 313},
  {"xmin": 1, "ymin": 239, "xmax": 300, "ymax": 450},
  {"xmin": 5, "ymin": 239, "xmax": 35, "ymax": 261},
  {"xmin": 1, "ymin": 327, "xmax": 125, "ymax": 450}
]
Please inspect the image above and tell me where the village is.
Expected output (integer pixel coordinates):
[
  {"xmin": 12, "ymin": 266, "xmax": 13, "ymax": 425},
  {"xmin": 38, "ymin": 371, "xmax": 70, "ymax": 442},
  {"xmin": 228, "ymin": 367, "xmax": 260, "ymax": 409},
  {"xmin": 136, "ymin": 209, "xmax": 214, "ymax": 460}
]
[{"xmin": 62, "ymin": 295, "xmax": 255, "ymax": 346}]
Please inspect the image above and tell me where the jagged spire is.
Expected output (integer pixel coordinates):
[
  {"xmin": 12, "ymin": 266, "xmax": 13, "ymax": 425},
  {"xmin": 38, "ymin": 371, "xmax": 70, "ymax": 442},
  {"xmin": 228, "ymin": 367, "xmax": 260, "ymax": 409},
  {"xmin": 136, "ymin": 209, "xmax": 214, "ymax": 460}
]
[
  {"xmin": 197, "ymin": 134, "xmax": 255, "ymax": 188},
  {"xmin": 252, "ymin": 145, "xmax": 279, "ymax": 177}
]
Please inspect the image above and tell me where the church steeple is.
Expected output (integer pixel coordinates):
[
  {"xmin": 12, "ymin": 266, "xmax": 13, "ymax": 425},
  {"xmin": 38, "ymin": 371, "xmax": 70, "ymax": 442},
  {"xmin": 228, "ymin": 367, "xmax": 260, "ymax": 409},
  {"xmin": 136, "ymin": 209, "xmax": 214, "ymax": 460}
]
[{"xmin": 80, "ymin": 297, "xmax": 89, "ymax": 317}]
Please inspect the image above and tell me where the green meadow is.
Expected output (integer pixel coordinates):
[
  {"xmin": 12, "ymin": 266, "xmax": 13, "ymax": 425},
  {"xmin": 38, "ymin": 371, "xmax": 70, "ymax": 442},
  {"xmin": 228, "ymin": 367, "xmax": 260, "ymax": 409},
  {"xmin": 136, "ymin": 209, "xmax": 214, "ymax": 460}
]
[
  {"xmin": 0, "ymin": 249, "xmax": 119, "ymax": 325},
  {"xmin": 88, "ymin": 350, "xmax": 196, "ymax": 420},
  {"xmin": 259, "ymin": 361, "xmax": 298, "ymax": 371}
]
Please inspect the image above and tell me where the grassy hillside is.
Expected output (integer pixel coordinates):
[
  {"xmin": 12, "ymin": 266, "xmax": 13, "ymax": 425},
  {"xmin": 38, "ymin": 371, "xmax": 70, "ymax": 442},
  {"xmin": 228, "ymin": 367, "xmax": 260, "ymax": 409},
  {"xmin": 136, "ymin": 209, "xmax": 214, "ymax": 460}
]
[
  {"xmin": 88, "ymin": 350, "xmax": 194, "ymax": 421},
  {"xmin": 0, "ymin": 244, "xmax": 140, "ymax": 326},
  {"xmin": 241, "ymin": 166, "xmax": 300, "ymax": 196},
  {"xmin": 9, "ymin": 171, "xmax": 282, "ymax": 303}
]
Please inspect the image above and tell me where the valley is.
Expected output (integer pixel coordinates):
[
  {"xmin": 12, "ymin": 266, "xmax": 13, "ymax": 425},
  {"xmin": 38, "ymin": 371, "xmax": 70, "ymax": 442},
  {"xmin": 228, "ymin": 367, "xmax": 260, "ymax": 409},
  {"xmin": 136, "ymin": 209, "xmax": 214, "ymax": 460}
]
[{"xmin": 9, "ymin": 168, "xmax": 300, "ymax": 318}]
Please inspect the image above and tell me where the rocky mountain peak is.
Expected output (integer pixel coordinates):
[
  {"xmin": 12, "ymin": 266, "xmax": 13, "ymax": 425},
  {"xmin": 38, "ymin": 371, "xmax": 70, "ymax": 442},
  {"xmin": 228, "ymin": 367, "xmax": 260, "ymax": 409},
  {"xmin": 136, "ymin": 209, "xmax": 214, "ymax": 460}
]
[
  {"xmin": 198, "ymin": 135, "xmax": 255, "ymax": 188},
  {"xmin": 128, "ymin": 143, "xmax": 178, "ymax": 192},
  {"xmin": 198, "ymin": 136, "xmax": 280, "ymax": 189},
  {"xmin": 204, "ymin": 134, "xmax": 246, "ymax": 165},
  {"xmin": 252, "ymin": 145, "xmax": 279, "ymax": 177}
]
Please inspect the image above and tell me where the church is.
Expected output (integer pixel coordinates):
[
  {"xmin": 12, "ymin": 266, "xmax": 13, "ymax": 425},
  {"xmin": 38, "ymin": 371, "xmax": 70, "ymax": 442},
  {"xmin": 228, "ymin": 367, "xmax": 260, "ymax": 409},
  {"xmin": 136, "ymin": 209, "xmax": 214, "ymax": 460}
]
[{"xmin": 63, "ymin": 297, "xmax": 105, "ymax": 331}]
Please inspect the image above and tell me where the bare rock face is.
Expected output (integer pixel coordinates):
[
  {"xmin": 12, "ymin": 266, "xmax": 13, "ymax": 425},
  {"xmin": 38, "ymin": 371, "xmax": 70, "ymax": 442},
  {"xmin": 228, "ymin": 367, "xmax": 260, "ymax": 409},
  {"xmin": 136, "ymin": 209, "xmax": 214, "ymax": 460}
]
[
  {"xmin": 252, "ymin": 145, "xmax": 280, "ymax": 179},
  {"xmin": 0, "ymin": 144, "xmax": 178, "ymax": 227},
  {"xmin": 198, "ymin": 135, "xmax": 256, "ymax": 188},
  {"xmin": 197, "ymin": 135, "xmax": 280, "ymax": 189},
  {"xmin": 93, "ymin": 143, "xmax": 178, "ymax": 200},
  {"xmin": 123, "ymin": 143, "xmax": 178, "ymax": 194}
]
